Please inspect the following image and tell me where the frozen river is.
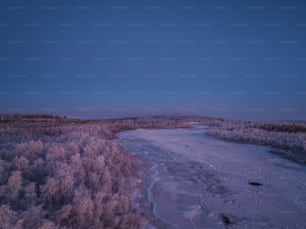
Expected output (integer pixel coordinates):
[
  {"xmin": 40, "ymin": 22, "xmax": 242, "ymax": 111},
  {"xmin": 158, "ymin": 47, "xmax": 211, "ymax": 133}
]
[{"xmin": 118, "ymin": 127, "xmax": 306, "ymax": 229}]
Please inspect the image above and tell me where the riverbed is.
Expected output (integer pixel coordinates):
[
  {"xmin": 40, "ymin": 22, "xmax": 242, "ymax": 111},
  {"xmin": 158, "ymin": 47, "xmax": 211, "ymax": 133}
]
[{"xmin": 118, "ymin": 127, "xmax": 306, "ymax": 229}]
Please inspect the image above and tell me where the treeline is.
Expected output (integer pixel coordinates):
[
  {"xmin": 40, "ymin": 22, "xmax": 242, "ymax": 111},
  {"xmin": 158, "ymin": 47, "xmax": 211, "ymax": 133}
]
[
  {"xmin": 257, "ymin": 123, "xmax": 306, "ymax": 133},
  {"xmin": 0, "ymin": 121, "xmax": 143, "ymax": 229}
]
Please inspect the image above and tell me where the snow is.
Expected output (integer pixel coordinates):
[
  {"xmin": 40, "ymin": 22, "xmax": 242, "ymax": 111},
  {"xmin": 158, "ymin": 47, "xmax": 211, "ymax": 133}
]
[{"xmin": 119, "ymin": 126, "xmax": 306, "ymax": 229}]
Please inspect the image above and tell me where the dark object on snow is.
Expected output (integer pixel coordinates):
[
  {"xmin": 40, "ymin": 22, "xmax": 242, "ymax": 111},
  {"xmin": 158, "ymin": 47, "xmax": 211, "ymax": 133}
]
[
  {"xmin": 248, "ymin": 181, "xmax": 263, "ymax": 186},
  {"xmin": 221, "ymin": 214, "xmax": 233, "ymax": 225}
]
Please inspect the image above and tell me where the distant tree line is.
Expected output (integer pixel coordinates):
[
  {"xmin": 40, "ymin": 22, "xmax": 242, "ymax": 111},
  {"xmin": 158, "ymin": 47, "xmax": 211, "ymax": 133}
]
[{"xmin": 257, "ymin": 123, "xmax": 306, "ymax": 133}]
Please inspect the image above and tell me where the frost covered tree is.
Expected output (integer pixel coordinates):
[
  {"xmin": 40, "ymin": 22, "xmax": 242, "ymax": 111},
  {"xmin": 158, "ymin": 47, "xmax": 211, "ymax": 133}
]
[
  {"xmin": 0, "ymin": 115, "xmax": 144, "ymax": 228},
  {"xmin": 7, "ymin": 170, "xmax": 22, "ymax": 201},
  {"xmin": 0, "ymin": 205, "xmax": 16, "ymax": 228}
]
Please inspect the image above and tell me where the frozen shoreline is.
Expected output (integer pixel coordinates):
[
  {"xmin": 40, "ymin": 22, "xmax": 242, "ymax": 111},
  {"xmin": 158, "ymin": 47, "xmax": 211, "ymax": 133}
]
[{"xmin": 119, "ymin": 127, "xmax": 306, "ymax": 228}]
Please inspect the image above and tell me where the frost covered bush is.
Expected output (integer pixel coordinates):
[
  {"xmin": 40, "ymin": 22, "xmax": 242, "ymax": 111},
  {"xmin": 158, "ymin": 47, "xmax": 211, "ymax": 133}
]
[
  {"xmin": 0, "ymin": 117, "xmax": 143, "ymax": 229},
  {"xmin": 207, "ymin": 120, "xmax": 306, "ymax": 163}
]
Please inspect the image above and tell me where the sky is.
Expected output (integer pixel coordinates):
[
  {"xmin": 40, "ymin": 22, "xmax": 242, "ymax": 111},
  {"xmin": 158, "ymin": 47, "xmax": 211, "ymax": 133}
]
[{"xmin": 0, "ymin": 0, "xmax": 306, "ymax": 120}]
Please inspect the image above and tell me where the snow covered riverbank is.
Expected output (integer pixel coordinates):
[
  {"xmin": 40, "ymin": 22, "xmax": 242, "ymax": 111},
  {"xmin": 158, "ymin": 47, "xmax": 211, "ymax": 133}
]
[{"xmin": 119, "ymin": 127, "xmax": 306, "ymax": 228}]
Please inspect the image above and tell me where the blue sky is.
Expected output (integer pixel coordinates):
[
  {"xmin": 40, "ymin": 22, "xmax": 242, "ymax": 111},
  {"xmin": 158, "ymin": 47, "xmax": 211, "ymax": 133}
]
[{"xmin": 1, "ymin": 0, "xmax": 306, "ymax": 120}]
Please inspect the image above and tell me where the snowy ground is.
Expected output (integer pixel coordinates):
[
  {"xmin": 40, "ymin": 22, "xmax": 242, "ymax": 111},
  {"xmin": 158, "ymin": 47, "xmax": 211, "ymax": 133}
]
[{"xmin": 119, "ymin": 126, "xmax": 306, "ymax": 229}]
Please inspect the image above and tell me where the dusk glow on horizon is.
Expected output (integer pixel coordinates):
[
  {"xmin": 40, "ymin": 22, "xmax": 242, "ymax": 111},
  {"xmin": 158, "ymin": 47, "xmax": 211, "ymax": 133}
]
[{"xmin": 1, "ymin": 0, "xmax": 306, "ymax": 120}]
